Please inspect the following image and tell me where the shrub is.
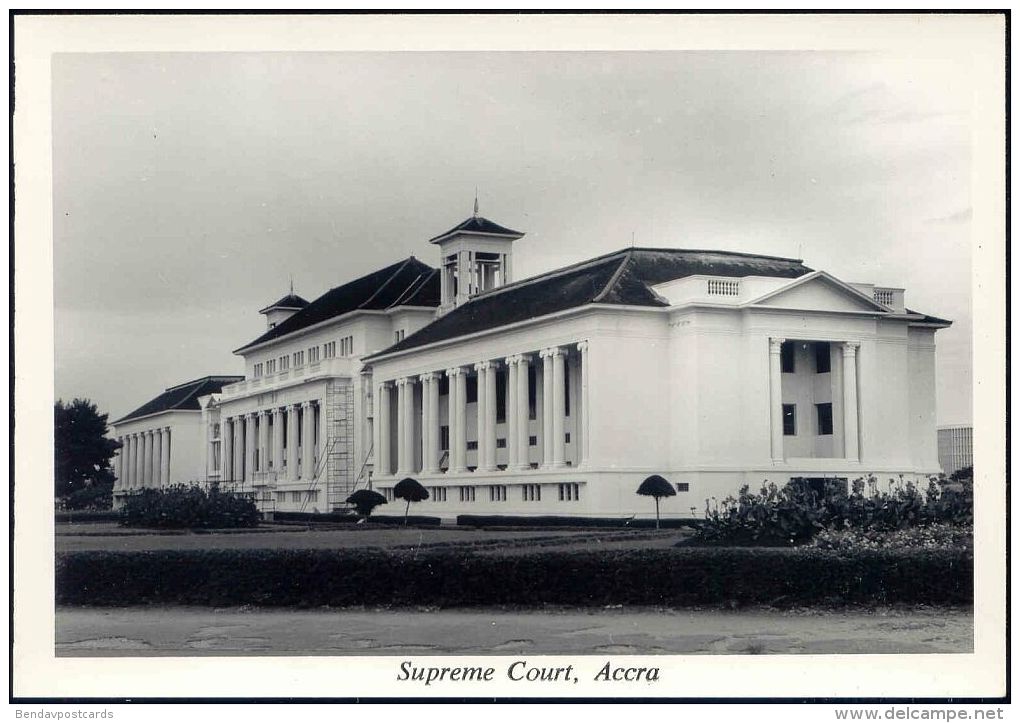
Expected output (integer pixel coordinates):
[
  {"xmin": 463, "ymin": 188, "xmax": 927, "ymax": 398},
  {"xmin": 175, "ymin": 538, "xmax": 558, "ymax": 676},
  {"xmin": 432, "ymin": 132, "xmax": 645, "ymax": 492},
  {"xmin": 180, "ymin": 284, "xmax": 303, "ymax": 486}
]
[
  {"xmin": 690, "ymin": 475, "xmax": 973, "ymax": 547},
  {"xmin": 120, "ymin": 483, "xmax": 260, "ymax": 529},
  {"xmin": 58, "ymin": 481, "xmax": 114, "ymax": 511},
  {"xmin": 812, "ymin": 523, "xmax": 973, "ymax": 553},
  {"xmin": 55, "ymin": 545, "xmax": 972, "ymax": 608}
]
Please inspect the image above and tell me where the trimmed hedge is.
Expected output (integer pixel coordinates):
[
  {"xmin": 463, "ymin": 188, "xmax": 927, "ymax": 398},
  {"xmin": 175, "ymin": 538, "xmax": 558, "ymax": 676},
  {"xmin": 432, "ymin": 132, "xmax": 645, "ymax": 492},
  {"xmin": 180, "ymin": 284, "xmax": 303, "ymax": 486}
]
[
  {"xmin": 55, "ymin": 510, "xmax": 124, "ymax": 524},
  {"xmin": 458, "ymin": 515, "xmax": 692, "ymax": 529},
  {"xmin": 274, "ymin": 512, "xmax": 441, "ymax": 526},
  {"xmin": 56, "ymin": 546, "xmax": 972, "ymax": 608}
]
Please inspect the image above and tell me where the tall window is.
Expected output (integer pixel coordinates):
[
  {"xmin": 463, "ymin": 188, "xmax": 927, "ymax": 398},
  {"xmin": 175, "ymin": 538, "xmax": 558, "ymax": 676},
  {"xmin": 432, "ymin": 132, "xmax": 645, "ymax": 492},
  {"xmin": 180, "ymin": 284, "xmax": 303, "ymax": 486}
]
[
  {"xmin": 564, "ymin": 359, "xmax": 571, "ymax": 416},
  {"xmin": 308, "ymin": 346, "xmax": 320, "ymax": 364},
  {"xmin": 814, "ymin": 342, "xmax": 831, "ymax": 374},
  {"xmin": 324, "ymin": 341, "xmax": 336, "ymax": 359},
  {"xmin": 781, "ymin": 342, "xmax": 795, "ymax": 373},
  {"xmin": 440, "ymin": 425, "xmax": 450, "ymax": 452},
  {"xmin": 522, "ymin": 484, "xmax": 541, "ymax": 502},
  {"xmin": 816, "ymin": 403, "xmax": 834, "ymax": 436},
  {"xmin": 782, "ymin": 404, "xmax": 796, "ymax": 436},
  {"xmin": 528, "ymin": 365, "xmax": 537, "ymax": 419},
  {"xmin": 558, "ymin": 482, "xmax": 580, "ymax": 501},
  {"xmin": 279, "ymin": 355, "xmax": 289, "ymax": 370},
  {"xmin": 293, "ymin": 350, "xmax": 304, "ymax": 367},
  {"xmin": 266, "ymin": 359, "xmax": 276, "ymax": 374},
  {"xmin": 394, "ymin": 329, "xmax": 405, "ymax": 343},
  {"xmin": 495, "ymin": 368, "xmax": 507, "ymax": 422},
  {"xmin": 253, "ymin": 363, "xmax": 264, "ymax": 378},
  {"xmin": 466, "ymin": 376, "xmax": 477, "ymax": 404}
]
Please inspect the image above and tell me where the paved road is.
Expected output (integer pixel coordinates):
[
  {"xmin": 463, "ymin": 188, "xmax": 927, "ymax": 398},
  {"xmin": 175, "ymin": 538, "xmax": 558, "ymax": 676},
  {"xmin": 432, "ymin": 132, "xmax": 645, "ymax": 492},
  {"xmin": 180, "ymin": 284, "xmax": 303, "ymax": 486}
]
[{"xmin": 56, "ymin": 606, "xmax": 972, "ymax": 656}]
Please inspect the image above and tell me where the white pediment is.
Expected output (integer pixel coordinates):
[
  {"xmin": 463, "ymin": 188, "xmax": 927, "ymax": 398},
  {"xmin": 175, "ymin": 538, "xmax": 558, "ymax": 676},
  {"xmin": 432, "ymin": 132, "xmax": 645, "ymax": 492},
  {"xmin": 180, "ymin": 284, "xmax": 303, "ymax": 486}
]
[{"xmin": 746, "ymin": 271, "xmax": 890, "ymax": 314}]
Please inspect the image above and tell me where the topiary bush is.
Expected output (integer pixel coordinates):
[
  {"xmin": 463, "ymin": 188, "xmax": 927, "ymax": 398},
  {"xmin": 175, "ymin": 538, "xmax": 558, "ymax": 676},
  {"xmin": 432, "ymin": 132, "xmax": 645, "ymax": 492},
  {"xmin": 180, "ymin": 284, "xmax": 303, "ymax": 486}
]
[{"xmin": 120, "ymin": 483, "xmax": 260, "ymax": 529}]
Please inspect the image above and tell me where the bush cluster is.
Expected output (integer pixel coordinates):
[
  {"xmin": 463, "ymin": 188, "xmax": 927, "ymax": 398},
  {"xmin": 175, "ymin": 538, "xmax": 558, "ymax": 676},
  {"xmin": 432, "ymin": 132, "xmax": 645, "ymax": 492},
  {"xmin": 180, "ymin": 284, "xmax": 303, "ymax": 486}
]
[
  {"xmin": 57, "ymin": 482, "xmax": 114, "ymax": 511},
  {"xmin": 55, "ymin": 545, "xmax": 972, "ymax": 608},
  {"xmin": 812, "ymin": 522, "xmax": 973, "ymax": 553},
  {"xmin": 691, "ymin": 476, "xmax": 973, "ymax": 547},
  {"xmin": 120, "ymin": 484, "xmax": 260, "ymax": 529}
]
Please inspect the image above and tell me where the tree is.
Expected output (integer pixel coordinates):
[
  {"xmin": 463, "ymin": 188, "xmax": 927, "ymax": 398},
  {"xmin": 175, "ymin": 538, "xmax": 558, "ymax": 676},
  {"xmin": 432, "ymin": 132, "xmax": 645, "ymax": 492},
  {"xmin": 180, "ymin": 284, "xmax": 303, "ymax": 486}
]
[
  {"xmin": 54, "ymin": 398, "xmax": 121, "ymax": 505},
  {"xmin": 636, "ymin": 474, "xmax": 677, "ymax": 529},
  {"xmin": 392, "ymin": 477, "xmax": 429, "ymax": 526},
  {"xmin": 346, "ymin": 489, "xmax": 387, "ymax": 519}
]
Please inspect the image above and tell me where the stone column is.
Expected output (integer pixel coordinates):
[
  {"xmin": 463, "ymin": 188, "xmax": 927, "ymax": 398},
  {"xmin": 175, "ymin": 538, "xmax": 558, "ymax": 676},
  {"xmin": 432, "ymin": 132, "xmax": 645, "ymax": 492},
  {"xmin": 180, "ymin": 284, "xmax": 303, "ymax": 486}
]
[
  {"xmin": 540, "ymin": 349, "xmax": 555, "ymax": 467},
  {"xmin": 223, "ymin": 418, "xmax": 234, "ymax": 482},
  {"xmin": 474, "ymin": 362, "xmax": 490, "ymax": 472},
  {"xmin": 377, "ymin": 383, "xmax": 391, "ymax": 477},
  {"xmin": 137, "ymin": 433, "xmax": 146, "ymax": 487},
  {"xmin": 405, "ymin": 378, "xmax": 416, "ymax": 472},
  {"xmin": 577, "ymin": 341, "xmax": 590, "ymax": 466},
  {"xmin": 153, "ymin": 428, "xmax": 163, "ymax": 486},
  {"xmin": 234, "ymin": 419, "xmax": 245, "ymax": 483},
  {"xmin": 301, "ymin": 402, "xmax": 315, "ymax": 481},
  {"xmin": 272, "ymin": 408, "xmax": 284, "ymax": 476},
  {"xmin": 505, "ymin": 355, "xmax": 519, "ymax": 469},
  {"xmin": 245, "ymin": 413, "xmax": 257, "ymax": 482},
  {"xmin": 395, "ymin": 378, "xmax": 410, "ymax": 475},
  {"xmin": 484, "ymin": 360, "xmax": 498, "ymax": 471},
  {"xmin": 259, "ymin": 411, "xmax": 271, "ymax": 475},
  {"xmin": 140, "ymin": 431, "xmax": 150, "ymax": 487},
  {"xmin": 448, "ymin": 367, "xmax": 468, "ymax": 473},
  {"xmin": 769, "ymin": 337, "xmax": 785, "ymax": 464},
  {"xmin": 843, "ymin": 342, "xmax": 861, "ymax": 462},
  {"xmin": 160, "ymin": 427, "xmax": 171, "ymax": 485},
  {"xmin": 287, "ymin": 405, "xmax": 300, "ymax": 480},
  {"xmin": 420, "ymin": 373, "xmax": 439, "ymax": 474},
  {"xmin": 516, "ymin": 354, "xmax": 532, "ymax": 471},
  {"xmin": 551, "ymin": 347, "xmax": 567, "ymax": 468},
  {"xmin": 123, "ymin": 436, "xmax": 132, "ymax": 489}
]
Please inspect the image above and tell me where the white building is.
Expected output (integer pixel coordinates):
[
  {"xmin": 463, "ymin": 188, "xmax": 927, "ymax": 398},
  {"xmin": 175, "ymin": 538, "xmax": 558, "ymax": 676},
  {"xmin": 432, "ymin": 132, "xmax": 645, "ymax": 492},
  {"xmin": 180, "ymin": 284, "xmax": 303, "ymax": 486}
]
[
  {"xmin": 937, "ymin": 424, "xmax": 973, "ymax": 477},
  {"xmin": 112, "ymin": 211, "xmax": 951, "ymax": 521}
]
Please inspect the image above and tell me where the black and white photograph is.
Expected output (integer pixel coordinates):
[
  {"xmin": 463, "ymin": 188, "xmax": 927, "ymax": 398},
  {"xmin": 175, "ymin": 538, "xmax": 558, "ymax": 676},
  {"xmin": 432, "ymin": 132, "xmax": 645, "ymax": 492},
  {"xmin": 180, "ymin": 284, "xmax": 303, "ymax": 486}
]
[{"xmin": 11, "ymin": 11, "xmax": 1007, "ymax": 706}]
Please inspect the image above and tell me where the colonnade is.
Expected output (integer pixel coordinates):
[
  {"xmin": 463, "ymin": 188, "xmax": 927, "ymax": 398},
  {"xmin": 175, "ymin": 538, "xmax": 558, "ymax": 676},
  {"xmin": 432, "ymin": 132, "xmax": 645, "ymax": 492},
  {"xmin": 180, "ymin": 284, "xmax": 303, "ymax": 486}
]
[
  {"xmin": 375, "ymin": 341, "xmax": 590, "ymax": 477},
  {"xmin": 115, "ymin": 427, "xmax": 171, "ymax": 489},
  {"xmin": 219, "ymin": 401, "xmax": 320, "ymax": 484}
]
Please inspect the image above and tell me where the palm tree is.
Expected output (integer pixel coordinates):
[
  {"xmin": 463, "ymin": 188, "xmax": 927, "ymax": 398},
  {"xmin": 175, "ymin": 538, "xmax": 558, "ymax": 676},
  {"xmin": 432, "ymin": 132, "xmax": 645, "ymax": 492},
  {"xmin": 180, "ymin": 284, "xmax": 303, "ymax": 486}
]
[
  {"xmin": 392, "ymin": 477, "xmax": 429, "ymax": 526},
  {"xmin": 636, "ymin": 474, "xmax": 677, "ymax": 529},
  {"xmin": 345, "ymin": 489, "xmax": 387, "ymax": 519}
]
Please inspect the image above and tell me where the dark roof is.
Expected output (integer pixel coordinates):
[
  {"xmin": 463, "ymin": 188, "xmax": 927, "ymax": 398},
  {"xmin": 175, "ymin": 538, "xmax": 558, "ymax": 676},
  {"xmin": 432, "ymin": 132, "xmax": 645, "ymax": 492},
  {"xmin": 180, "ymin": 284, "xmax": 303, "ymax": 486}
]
[
  {"xmin": 906, "ymin": 308, "xmax": 953, "ymax": 326},
  {"xmin": 114, "ymin": 376, "xmax": 244, "ymax": 425},
  {"xmin": 259, "ymin": 292, "xmax": 310, "ymax": 313},
  {"xmin": 235, "ymin": 257, "xmax": 439, "ymax": 353},
  {"xmin": 368, "ymin": 247, "xmax": 813, "ymax": 359},
  {"xmin": 428, "ymin": 215, "xmax": 525, "ymax": 244}
]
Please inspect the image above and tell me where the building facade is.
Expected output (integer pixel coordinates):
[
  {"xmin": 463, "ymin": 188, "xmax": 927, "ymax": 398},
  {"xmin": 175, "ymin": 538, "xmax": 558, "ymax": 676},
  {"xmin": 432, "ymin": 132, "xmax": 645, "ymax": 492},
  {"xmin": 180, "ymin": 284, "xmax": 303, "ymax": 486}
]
[
  {"xmin": 937, "ymin": 424, "xmax": 973, "ymax": 477},
  {"xmin": 112, "ymin": 211, "xmax": 951, "ymax": 521}
]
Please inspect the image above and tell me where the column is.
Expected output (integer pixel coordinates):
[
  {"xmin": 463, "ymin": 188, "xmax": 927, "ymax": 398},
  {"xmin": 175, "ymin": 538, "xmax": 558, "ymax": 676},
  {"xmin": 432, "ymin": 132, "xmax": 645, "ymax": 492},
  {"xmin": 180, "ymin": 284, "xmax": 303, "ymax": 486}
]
[
  {"xmin": 377, "ymin": 383, "xmax": 391, "ymax": 477},
  {"xmin": 577, "ymin": 341, "xmax": 590, "ymax": 466},
  {"xmin": 301, "ymin": 402, "xmax": 315, "ymax": 481},
  {"xmin": 516, "ymin": 354, "xmax": 532, "ymax": 471},
  {"xmin": 140, "ymin": 431, "xmax": 151, "ymax": 488},
  {"xmin": 540, "ymin": 349, "xmax": 555, "ymax": 467},
  {"xmin": 420, "ymin": 373, "xmax": 440, "ymax": 474},
  {"xmin": 843, "ymin": 342, "xmax": 860, "ymax": 462},
  {"xmin": 153, "ymin": 428, "xmax": 163, "ymax": 486},
  {"xmin": 551, "ymin": 347, "xmax": 567, "ymax": 468},
  {"xmin": 123, "ymin": 436, "xmax": 132, "ymax": 489},
  {"xmin": 405, "ymin": 379, "xmax": 416, "ymax": 472},
  {"xmin": 223, "ymin": 418, "xmax": 234, "ymax": 482},
  {"xmin": 448, "ymin": 367, "xmax": 468, "ymax": 473},
  {"xmin": 245, "ymin": 413, "xmax": 256, "ymax": 482},
  {"xmin": 234, "ymin": 419, "xmax": 245, "ymax": 483},
  {"xmin": 136, "ymin": 433, "xmax": 145, "ymax": 487},
  {"xmin": 272, "ymin": 408, "xmax": 284, "ymax": 475},
  {"xmin": 160, "ymin": 427, "xmax": 171, "ymax": 485},
  {"xmin": 483, "ymin": 360, "xmax": 498, "ymax": 471},
  {"xmin": 287, "ymin": 405, "xmax": 300, "ymax": 479},
  {"xmin": 769, "ymin": 337, "xmax": 785, "ymax": 464},
  {"xmin": 395, "ymin": 378, "xmax": 410, "ymax": 475},
  {"xmin": 474, "ymin": 362, "xmax": 489, "ymax": 472},
  {"xmin": 505, "ymin": 355, "xmax": 519, "ymax": 469},
  {"xmin": 259, "ymin": 411, "xmax": 270, "ymax": 475}
]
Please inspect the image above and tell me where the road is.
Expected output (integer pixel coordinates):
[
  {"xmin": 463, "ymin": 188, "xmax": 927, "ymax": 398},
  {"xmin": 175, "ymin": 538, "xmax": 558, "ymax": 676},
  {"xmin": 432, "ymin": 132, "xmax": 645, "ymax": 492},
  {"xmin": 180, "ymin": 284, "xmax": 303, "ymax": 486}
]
[{"xmin": 55, "ymin": 606, "xmax": 972, "ymax": 656}]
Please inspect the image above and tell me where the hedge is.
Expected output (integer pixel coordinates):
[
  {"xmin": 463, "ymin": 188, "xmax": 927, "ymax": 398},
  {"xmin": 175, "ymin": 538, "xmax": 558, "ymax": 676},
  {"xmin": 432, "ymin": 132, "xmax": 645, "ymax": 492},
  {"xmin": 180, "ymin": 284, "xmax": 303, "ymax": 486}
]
[
  {"xmin": 457, "ymin": 515, "xmax": 692, "ymax": 529},
  {"xmin": 55, "ymin": 546, "xmax": 972, "ymax": 608},
  {"xmin": 274, "ymin": 512, "xmax": 442, "ymax": 526},
  {"xmin": 55, "ymin": 510, "xmax": 124, "ymax": 524}
]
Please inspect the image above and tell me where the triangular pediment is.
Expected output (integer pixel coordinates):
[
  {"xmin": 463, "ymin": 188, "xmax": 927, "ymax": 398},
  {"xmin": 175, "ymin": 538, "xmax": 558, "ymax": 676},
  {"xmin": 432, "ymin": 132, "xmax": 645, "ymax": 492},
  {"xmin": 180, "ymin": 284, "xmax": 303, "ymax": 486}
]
[{"xmin": 746, "ymin": 271, "xmax": 889, "ymax": 313}]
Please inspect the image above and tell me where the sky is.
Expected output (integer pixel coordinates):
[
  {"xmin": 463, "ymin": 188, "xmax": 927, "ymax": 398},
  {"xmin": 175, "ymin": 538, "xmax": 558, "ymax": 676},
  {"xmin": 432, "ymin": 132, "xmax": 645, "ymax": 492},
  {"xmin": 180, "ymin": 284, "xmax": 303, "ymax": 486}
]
[{"xmin": 51, "ymin": 50, "xmax": 973, "ymax": 425}]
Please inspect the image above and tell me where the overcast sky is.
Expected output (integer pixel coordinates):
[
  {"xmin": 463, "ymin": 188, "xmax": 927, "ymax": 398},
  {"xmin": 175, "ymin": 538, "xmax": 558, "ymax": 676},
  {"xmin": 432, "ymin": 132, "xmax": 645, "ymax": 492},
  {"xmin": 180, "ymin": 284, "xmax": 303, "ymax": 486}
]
[{"xmin": 52, "ymin": 50, "xmax": 973, "ymax": 424}]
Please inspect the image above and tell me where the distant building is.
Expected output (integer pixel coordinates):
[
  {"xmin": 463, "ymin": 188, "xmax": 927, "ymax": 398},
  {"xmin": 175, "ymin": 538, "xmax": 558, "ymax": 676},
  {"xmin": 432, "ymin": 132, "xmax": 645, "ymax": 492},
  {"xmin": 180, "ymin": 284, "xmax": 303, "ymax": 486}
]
[
  {"xmin": 937, "ymin": 425, "xmax": 973, "ymax": 476},
  {"xmin": 111, "ymin": 209, "xmax": 952, "ymax": 521}
]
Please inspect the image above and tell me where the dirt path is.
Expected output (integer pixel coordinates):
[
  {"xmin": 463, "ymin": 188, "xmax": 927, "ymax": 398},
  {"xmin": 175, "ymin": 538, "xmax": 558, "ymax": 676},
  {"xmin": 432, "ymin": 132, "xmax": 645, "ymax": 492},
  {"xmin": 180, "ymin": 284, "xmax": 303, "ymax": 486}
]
[{"xmin": 56, "ymin": 606, "xmax": 972, "ymax": 656}]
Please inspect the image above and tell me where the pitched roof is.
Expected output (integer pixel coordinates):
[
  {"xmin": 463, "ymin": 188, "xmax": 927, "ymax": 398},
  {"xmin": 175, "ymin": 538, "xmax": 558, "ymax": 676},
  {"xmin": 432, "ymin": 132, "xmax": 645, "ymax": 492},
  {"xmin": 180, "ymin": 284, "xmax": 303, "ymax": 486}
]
[
  {"xmin": 906, "ymin": 308, "xmax": 953, "ymax": 326},
  {"xmin": 428, "ymin": 215, "xmax": 525, "ymax": 244},
  {"xmin": 259, "ymin": 292, "xmax": 310, "ymax": 313},
  {"xmin": 235, "ymin": 256, "xmax": 439, "ymax": 353},
  {"xmin": 367, "ymin": 247, "xmax": 814, "ymax": 359},
  {"xmin": 114, "ymin": 376, "xmax": 244, "ymax": 425}
]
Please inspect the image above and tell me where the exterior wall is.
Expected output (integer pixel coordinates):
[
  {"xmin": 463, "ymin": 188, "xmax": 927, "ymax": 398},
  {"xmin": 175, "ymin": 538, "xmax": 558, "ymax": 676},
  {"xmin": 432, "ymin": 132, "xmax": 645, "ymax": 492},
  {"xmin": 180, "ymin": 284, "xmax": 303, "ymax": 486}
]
[
  {"xmin": 111, "ymin": 410, "xmax": 205, "ymax": 506},
  {"xmin": 937, "ymin": 425, "xmax": 973, "ymax": 476}
]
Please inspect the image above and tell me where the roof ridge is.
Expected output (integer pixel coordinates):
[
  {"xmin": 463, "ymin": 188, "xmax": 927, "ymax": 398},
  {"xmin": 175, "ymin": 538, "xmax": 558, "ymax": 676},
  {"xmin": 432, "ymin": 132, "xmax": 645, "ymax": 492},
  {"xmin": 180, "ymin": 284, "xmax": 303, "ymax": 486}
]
[
  {"xmin": 468, "ymin": 247, "xmax": 632, "ymax": 304},
  {"xmin": 628, "ymin": 245, "xmax": 805, "ymax": 264},
  {"xmin": 592, "ymin": 249, "xmax": 634, "ymax": 303},
  {"xmin": 357, "ymin": 256, "xmax": 414, "ymax": 310}
]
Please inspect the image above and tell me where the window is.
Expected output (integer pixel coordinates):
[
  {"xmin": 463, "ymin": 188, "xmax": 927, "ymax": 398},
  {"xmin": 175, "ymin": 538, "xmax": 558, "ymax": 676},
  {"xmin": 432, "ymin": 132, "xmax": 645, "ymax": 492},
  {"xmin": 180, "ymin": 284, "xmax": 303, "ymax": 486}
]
[
  {"xmin": 496, "ymin": 438, "xmax": 507, "ymax": 449},
  {"xmin": 382, "ymin": 487, "xmax": 394, "ymax": 502},
  {"xmin": 466, "ymin": 376, "xmax": 477, "ymax": 403},
  {"xmin": 816, "ymin": 403, "xmax": 833, "ymax": 436},
  {"xmin": 266, "ymin": 359, "xmax": 276, "ymax": 374},
  {"xmin": 565, "ymin": 433, "xmax": 571, "ymax": 443},
  {"xmin": 780, "ymin": 342, "xmax": 795, "ymax": 373},
  {"xmin": 564, "ymin": 359, "xmax": 570, "ymax": 416},
  {"xmin": 394, "ymin": 329, "xmax": 406, "ymax": 343},
  {"xmin": 529, "ymin": 435, "xmax": 537, "ymax": 446},
  {"xmin": 440, "ymin": 426, "xmax": 450, "ymax": 452},
  {"xmin": 293, "ymin": 350, "xmax": 304, "ymax": 367},
  {"xmin": 466, "ymin": 440, "xmax": 478, "ymax": 451},
  {"xmin": 307, "ymin": 490, "xmax": 318, "ymax": 503},
  {"xmin": 339, "ymin": 336, "xmax": 354, "ymax": 357},
  {"xmin": 528, "ymin": 365, "xmax": 537, "ymax": 419},
  {"xmin": 495, "ymin": 369, "xmax": 507, "ymax": 422},
  {"xmin": 814, "ymin": 342, "xmax": 831, "ymax": 374},
  {"xmin": 558, "ymin": 483, "xmax": 580, "ymax": 501},
  {"xmin": 324, "ymin": 341, "xmax": 336, "ymax": 359},
  {"xmin": 489, "ymin": 485, "xmax": 507, "ymax": 502},
  {"xmin": 459, "ymin": 486, "xmax": 476, "ymax": 502},
  {"xmin": 522, "ymin": 484, "xmax": 541, "ymax": 502},
  {"xmin": 276, "ymin": 491, "xmax": 287, "ymax": 503},
  {"xmin": 279, "ymin": 355, "xmax": 290, "ymax": 371},
  {"xmin": 291, "ymin": 491, "xmax": 302, "ymax": 503},
  {"xmin": 783, "ymin": 404, "xmax": 796, "ymax": 436},
  {"xmin": 429, "ymin": 487, "xmax": 448, "ymax": 502},
  {"xmin": 308, "ymin": 346, "xmax": 320, "ymax": 364},
  {"xmin": 676, "ymin": 482, "xmax": 690, "ymax": 493},
  {"xmin": 212, "ymin": 423, "xmax": 221, "ymax": 439},
  {"xmin": 253, "ymin": 363, "xmax": 264, "ymax": 378}
]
